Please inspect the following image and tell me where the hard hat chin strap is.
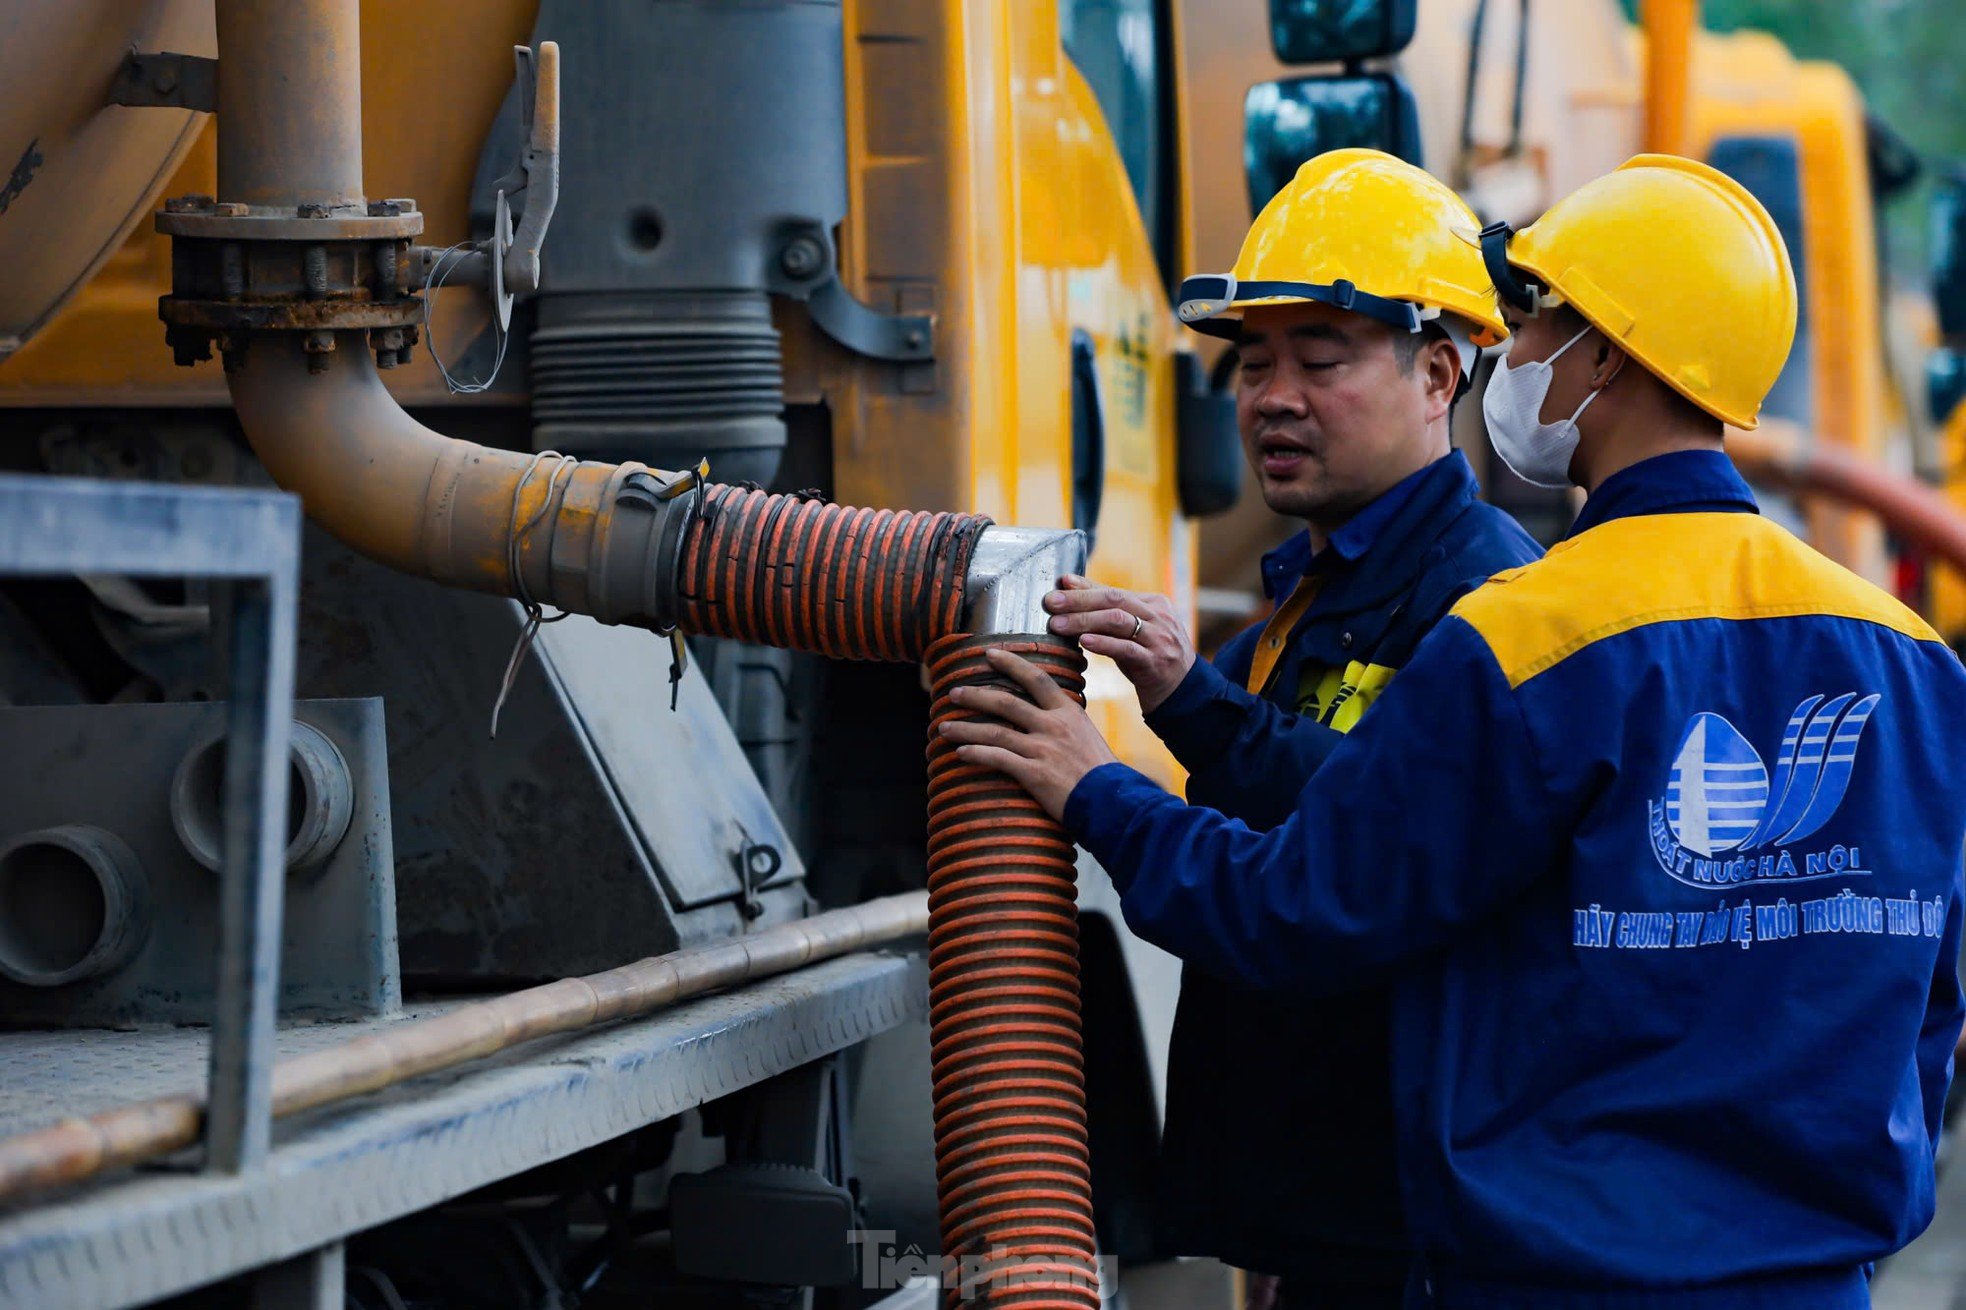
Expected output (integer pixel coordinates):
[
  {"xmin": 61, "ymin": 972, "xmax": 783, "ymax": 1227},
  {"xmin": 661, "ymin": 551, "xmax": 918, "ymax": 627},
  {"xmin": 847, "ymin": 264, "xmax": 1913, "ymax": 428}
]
[{"xmin": 1479, "ymin": 222, "xmax": 1562, "ymax": 316}]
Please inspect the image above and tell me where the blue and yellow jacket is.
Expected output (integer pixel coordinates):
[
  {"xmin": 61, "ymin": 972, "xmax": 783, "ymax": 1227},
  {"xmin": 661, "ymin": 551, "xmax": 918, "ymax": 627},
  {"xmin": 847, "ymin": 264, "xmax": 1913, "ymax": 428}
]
[
  {"xmin": 1147, "ymin": 450, "xmax": 1540, "ymax": 1286},
  {"xmin": 1069, "ymin": 450, "xmax": 1966, "ymax": 1308}
]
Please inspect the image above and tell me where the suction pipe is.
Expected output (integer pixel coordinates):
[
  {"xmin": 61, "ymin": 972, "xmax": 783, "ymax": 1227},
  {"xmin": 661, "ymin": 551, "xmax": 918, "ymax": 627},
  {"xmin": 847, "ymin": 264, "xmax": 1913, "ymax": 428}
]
[
  {"xmin": 213, "ymin": 0, "xmax": 653, "ymax": 614},
  {"xmin": 227, "ymin": 340, "xmax": 648, "ymax": 614}
]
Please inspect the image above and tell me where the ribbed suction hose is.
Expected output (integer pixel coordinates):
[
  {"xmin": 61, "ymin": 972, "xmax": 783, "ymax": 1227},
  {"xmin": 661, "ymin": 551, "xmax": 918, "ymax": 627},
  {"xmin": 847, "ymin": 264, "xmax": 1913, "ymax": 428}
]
[
  {"xmin": 924, "ymin": 636, "xmax": 1100, "ymax": 1309},
  {"xmin": 680, "ymin": 484, "xmax": 989, "ymax": 660}
]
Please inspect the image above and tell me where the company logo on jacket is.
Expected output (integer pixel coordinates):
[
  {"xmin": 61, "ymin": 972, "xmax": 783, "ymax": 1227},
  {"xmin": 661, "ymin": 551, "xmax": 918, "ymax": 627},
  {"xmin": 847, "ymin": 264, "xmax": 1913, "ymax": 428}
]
[{"xmin": 1647, "ymin": 694, "xmax": 1878, "ymax": 888}]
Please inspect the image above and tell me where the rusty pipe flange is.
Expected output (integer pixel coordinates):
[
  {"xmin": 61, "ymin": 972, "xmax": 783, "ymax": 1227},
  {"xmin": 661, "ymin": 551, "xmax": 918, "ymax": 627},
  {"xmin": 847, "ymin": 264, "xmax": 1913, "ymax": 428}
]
[
  {"xmin": 155, "ymin": 197, "xmax": 425, "ymax": 241},
  {"xmin": 157, "ymin": 196, "xmax": 427, "ymax": 371},
  {"xmin": 161, "ymin": 301, "xmax": 425, "ymax": 332}
]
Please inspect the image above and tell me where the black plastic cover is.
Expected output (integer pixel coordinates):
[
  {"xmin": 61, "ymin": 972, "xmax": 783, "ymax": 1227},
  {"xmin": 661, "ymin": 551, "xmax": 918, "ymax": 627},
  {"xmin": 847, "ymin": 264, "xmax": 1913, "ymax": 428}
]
[
  {"xmin": 1175, "ymin": 352, "xmax": 1241, "ymax": 518},
  {"xmin": 1933, "ymin": 170, "xmax": 1966, "ymax": 339},
  {"xmin": 669, "ymin": 1163, "xmax": 858, "ymax": 1288},
  {"xmin": 1269, "ymin": 0, "xmax": 1418, "ymax": 65}
]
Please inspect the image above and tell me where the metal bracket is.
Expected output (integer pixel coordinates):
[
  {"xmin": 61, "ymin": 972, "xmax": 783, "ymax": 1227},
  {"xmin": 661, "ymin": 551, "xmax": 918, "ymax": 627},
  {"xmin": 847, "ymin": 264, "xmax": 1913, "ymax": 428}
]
[
  {"xmin": 806, "ymin": 277, "xmax": 935, "ymax": 363},
  {"xmin": 406, "ymin": 42, "xmax": 559, "ymax": 313},
  {"xmin": 249, "ymin": 1242, "xmax": 345, "ymax": 1310},
  {"xmin": 0, "ymin": 475, "xmax": 303, "ymax": 1175},
  {"xmin": 485, "ymin": 43, "xmax": 561, "ymax": 296},
  {"xmin": 111, "ymin": 51, "xmax": 218, "ymax": 113}
]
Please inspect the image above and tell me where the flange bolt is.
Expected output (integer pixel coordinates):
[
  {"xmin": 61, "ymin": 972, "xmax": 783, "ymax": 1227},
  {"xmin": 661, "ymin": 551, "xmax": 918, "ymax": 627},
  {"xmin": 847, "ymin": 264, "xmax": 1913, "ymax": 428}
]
[{"xmin": 779, "ymin": 236, "xmax": 827, "ymax": 281}]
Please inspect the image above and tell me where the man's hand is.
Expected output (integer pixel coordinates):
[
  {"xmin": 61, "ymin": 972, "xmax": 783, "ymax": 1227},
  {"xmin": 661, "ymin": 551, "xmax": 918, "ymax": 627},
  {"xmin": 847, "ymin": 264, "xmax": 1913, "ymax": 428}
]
[
  {"xmin": 940, "ymin": 647, "xmax": 1120, "ymax": 820},
  {"xmin": 1042, "ymin": 575, "xmax": 1195, "ymax": 713}
]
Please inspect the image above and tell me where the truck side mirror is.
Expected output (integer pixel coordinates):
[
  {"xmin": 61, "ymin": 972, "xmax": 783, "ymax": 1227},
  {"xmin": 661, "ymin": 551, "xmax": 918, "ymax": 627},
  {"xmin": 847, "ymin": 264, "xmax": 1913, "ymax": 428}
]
[
  {"xmin": 1929, "ymin": 349, "xmax": 1966, "ymax": 429},
  {"xmin": 1926, "ymin": 170, "xmax": 1966, "ymax": 428},
  {"xmin": 1176, "ymin": 352, "xmax": 1241, "ymax": 518},
  {"xmin": 1243, "ymin": 73, "xmax": 1423, "ymax": 215},
  {"xmin": 1932, "ymin": 169, "xmax": 1966, "ymax": 339},
  {"xmin": 1269, "ymin": 0, "xmax": 1418, "ymax": 64}
]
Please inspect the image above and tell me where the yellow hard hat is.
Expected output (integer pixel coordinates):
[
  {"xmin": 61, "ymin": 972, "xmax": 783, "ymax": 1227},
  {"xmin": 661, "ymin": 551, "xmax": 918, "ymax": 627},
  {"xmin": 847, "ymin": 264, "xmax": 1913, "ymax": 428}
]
[
  {"xmin": 1178, "ymin": 148, "xmax": 1508, "ymax": 348},
  {"xmin": 1478, "ymin": 154, "xmax": 1798, "ymax": 429}
]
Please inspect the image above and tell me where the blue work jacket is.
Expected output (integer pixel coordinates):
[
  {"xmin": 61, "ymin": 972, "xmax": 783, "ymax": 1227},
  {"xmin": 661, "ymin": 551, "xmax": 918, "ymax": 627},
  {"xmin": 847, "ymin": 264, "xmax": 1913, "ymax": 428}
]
[
  {"xmin": 1145, "ymin": 450, "xmax": 1541, "ymax": 1288},
  {"xmin": 1071, "ymin": 450, "xmax": 1966, "ymax": 1309}
]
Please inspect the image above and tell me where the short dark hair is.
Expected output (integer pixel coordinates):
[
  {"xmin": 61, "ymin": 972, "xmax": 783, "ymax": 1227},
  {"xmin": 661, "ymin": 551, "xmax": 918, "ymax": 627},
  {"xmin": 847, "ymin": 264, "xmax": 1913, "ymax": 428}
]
[
  {"xmin": 1391, "ymin": 320, "xmax": 1452, "ymax": 375},
  {"xmin": 1548, "ymin": 302, "xmax": 1590, "ymax": 337}
]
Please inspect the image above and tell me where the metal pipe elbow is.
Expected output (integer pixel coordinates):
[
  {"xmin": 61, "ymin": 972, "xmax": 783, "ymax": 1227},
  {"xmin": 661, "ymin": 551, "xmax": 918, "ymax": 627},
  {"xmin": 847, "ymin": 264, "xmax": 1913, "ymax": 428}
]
[
  {"xmin": 963, "ymin": 527, "xmax": 1088, "ymax": 635},
  {"xmin": 224, "ymin": 333, "xmax": 1012, "ymax": 654},
  {"xmin": 226, "ymin": 332, "xmax": 680, "ymax": 623}
]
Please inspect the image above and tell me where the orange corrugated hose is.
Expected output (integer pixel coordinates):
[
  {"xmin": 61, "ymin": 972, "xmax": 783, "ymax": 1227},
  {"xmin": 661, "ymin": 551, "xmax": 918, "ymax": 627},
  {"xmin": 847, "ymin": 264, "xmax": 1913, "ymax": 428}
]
[
  {"xmin": 923, "ymin": 635, "xmax": 1101, "ymax": 1309},
  {"xmin": 678, "ymin": 484, "xmax": 992, "ymax": 661},
  {"xmin": 680, "ymin": 492, "xmax": 1100, "ymax": 1302}
]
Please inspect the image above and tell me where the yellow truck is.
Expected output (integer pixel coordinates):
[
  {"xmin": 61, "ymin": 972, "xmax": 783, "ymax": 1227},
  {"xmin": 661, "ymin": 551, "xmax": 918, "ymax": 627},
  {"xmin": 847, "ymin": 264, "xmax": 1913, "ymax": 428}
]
[{"xmin": 1923, "ymin": 174, "xmax": 1966, "ymax": 642}]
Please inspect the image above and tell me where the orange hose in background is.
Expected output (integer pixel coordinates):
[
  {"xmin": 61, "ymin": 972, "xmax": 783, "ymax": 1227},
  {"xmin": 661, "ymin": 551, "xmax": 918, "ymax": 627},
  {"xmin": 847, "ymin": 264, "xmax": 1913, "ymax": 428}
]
[
  {"xmin": 923, "ymin": 635, "xmax": 1100, "ymax": 1310},
  {"xmin": 678, "ymin": 485, "xmax": 992, "ymax": 661},
  {"xmin": 1728, "ymin": 428, "xmax": 1966, "ymax": 574}
]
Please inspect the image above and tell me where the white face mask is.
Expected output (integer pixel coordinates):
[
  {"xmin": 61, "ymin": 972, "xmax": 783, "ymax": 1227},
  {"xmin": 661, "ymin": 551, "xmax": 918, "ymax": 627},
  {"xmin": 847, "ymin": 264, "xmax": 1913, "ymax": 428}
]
[{"xmin": 1481, "ymin": 325, "xmax": 1610, "ymax": 489}]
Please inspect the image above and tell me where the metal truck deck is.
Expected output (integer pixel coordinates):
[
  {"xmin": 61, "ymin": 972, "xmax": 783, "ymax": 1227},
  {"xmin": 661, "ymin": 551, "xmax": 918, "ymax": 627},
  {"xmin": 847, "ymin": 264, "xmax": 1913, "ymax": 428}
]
[{"xmin": 0, "ymin": 950, "xmax": 925, "ymax": 1310}]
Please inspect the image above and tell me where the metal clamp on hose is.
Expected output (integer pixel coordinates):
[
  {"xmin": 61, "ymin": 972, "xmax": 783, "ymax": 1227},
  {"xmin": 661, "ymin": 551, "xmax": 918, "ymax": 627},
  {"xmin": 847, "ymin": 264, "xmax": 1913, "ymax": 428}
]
[
  {"xmin": 487, "ymin": 452, "xmax": 581, "ymax": 736},
  {"xmin": 575, "ymin": 460, "xmax": 702, "ymax": 638},
  {"xmin": 594, "ymin": 460, "xmax": 708, "ymax": 707},
  {"xmin": 645, "ymin": 460, "xmax": 710, "ymax": 708}
]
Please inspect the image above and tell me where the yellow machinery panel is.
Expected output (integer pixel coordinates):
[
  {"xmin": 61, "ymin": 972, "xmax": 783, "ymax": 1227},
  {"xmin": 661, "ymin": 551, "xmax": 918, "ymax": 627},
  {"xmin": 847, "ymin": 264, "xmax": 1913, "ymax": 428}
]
[
  {"xmin": 0, "ymin": 0, "xmax": 1192, "ymax": 786},
  {"xmin": 0, "ymin": 0, "xmax": 539, "ymax": 406},
  {"xmin": 823, "ymin": 0, "xmax": 1189, "ymax": 784}
]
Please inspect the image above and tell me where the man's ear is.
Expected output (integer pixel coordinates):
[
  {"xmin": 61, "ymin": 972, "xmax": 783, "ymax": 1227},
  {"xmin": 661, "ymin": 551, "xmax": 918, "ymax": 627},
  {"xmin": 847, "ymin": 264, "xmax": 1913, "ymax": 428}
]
[
  {"xmin": 1422, "ymin": 336, "xmax": 1461, "ymax": 420},
  {"xmin": 1590, "ymin": 338, "xmax": 1629, "ymax": 392}
]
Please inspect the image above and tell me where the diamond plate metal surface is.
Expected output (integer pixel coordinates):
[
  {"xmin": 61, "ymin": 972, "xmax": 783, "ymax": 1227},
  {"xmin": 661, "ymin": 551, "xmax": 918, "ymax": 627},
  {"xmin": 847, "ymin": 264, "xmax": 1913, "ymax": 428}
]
[{"xmin": 0, "ymin": 950, "xmax": 926, "ymax": 1310}]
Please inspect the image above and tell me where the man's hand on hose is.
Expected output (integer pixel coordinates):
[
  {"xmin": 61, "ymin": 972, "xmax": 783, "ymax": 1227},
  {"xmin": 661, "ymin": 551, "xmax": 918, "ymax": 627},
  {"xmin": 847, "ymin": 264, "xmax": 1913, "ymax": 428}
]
[
  {"xmin": 941, "ymin": 647, "xmax": 1119, "ymax": 820},
  {"xmin": 1042, "ymin": 575, "xmax": 1196, "ymax": 713}
]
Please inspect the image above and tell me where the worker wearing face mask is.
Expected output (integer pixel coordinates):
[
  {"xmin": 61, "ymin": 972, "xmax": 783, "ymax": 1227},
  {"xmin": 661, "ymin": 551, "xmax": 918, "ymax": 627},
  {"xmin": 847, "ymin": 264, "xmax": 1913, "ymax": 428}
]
[{"xmin": 941, "ymin": 154, "xmax": 1966, "ymax": 1308}]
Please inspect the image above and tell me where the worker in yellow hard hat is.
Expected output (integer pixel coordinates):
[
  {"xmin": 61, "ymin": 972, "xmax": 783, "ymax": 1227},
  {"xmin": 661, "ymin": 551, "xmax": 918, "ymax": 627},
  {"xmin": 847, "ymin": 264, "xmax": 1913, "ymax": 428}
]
[
  {"xmin": 1043, "ymin": 148, "xmax": 1540, "ymax": 1307},
  {"xmin": 1473, "ymin": 152, "xmax": 1795, "ymax": 482},
  {"xmin": 946, "ymin": 153, "xmax": 1966, "ymax": 1306}
]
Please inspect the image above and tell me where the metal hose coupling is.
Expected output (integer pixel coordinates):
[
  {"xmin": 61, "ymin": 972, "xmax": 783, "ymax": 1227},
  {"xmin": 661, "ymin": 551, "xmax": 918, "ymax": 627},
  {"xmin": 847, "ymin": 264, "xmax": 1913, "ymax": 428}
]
[{"xmin": 923, "ymin": 635, "xmax": 1100, "ymax": 1309}]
